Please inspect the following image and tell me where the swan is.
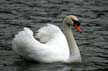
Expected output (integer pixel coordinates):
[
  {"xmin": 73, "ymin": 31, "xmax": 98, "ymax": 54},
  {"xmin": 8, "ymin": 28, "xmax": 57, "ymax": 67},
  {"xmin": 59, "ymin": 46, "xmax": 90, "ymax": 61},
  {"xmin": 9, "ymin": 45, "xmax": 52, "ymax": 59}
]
[{"xmin": 12, "ymin": 15, "xmax": 82, "ymax": 63}]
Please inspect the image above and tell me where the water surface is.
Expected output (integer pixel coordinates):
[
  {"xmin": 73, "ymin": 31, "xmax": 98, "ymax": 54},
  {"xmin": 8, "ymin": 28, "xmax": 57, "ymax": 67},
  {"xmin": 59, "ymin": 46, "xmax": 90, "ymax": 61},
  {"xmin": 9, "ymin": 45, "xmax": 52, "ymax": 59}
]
[{"xmin": 0, "ymin": 0, "xmax": 108, "ymax": 71}]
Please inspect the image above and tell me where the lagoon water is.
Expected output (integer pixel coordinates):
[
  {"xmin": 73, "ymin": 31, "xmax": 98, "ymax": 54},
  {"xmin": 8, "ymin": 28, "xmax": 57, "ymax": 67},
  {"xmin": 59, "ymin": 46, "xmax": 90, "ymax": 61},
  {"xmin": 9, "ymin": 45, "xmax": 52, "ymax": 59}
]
[{"xmin": 0, "ymin": 0, "xmax": 108, "ymax": 71}]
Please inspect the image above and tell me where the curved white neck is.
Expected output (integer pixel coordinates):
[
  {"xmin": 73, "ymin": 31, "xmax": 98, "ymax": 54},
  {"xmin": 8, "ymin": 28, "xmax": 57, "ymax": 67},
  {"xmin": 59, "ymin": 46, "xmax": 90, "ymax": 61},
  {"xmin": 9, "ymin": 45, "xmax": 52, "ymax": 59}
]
[{"xmin": 63, "ymin": 24, "xmax": 81, "ymax": 63}]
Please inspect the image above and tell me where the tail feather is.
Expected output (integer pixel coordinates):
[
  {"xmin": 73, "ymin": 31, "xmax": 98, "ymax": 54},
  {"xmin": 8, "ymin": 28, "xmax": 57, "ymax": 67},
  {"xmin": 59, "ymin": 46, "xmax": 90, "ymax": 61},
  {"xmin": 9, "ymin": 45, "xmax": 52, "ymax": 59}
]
[{"xmin": 12, "ymin": 27, "xmax": 34, "ymax": 54}]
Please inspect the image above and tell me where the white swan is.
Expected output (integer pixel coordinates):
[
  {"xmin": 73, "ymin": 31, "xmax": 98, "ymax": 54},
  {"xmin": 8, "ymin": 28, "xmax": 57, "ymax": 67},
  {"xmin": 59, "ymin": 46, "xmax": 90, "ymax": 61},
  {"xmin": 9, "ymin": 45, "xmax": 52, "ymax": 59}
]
[{"xmin": 12, "ymin": 15, "xmax": 82, "ymax": 63}]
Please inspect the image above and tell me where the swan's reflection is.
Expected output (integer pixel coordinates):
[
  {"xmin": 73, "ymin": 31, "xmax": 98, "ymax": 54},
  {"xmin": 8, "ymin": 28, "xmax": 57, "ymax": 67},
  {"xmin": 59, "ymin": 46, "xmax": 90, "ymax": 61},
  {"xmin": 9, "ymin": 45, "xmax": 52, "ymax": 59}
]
[{"xmin": 14, "ymin": 59, "xmax": 82, "ymax": 71}]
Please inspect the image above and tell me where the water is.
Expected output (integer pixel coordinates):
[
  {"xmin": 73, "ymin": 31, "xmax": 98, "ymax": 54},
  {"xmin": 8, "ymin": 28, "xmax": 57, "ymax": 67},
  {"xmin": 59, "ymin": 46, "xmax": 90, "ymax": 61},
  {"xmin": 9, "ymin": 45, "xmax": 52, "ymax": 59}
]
[{"xmin": 0, "ymin": 0, "xmax": 108, "ymax": 71}]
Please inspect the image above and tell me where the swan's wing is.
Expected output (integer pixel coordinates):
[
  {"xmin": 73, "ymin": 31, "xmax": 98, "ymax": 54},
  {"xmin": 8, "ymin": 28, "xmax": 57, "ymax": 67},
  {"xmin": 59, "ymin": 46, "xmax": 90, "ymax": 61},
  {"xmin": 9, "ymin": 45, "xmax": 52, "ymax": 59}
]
[
  {"xmin": 12, "ymin": 27, "xmax": 47, "ymax": 56},
  {"xmin": 35, "ymin": 24, "xmax": 51, "ymax": 43},
  {"xmin": 12, "ymin": 27, "xmax": 66, "ymax": 62},
  {"xmin": 12, "ymin": 27, "xmax": 57, "ymax": 62},
  {"xmin": 35, "ymin": 24, "xmax": 62, "ymax": 43}
]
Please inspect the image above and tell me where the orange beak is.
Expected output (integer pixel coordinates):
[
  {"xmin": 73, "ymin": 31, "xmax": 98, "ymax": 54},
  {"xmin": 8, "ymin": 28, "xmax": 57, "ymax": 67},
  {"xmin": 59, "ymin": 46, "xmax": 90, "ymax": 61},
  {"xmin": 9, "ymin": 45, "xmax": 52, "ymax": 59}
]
[{"xmin": 74, "ymin": 24, "xmax": 81, "ymax": 32}]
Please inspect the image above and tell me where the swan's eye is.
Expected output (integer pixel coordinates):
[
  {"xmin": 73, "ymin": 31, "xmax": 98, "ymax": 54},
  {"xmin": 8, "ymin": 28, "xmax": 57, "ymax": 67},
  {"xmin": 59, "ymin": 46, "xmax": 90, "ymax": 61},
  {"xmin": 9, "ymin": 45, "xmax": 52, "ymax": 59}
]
[
  {"xmin": 73, "ymin": 20, "xmax": 81, "ymax": 32},
  {"xmin": 72, "ymin": 20, "xmax": 80, "ymax": 26}
]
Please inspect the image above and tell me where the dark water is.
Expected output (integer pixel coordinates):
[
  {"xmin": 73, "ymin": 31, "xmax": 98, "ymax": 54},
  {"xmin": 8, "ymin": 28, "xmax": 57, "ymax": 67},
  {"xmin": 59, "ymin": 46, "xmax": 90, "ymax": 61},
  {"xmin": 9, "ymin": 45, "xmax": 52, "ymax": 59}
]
[{"xmin": 0, "ymin": 0, "xmax": 108, "ymax": 71}]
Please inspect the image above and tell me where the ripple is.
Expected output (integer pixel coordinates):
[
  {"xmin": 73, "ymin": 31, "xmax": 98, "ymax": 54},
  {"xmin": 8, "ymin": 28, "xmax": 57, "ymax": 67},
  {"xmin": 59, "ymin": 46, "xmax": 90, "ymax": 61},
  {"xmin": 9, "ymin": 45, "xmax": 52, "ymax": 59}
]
[{"xmin": 0, "ymin": 0, "xmax": 108, "ymax": 71}]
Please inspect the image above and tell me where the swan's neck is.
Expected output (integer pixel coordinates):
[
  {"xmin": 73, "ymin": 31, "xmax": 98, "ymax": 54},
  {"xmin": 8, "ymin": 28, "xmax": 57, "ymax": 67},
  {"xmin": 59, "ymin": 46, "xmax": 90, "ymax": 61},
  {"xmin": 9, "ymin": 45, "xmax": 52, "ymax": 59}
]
[{"xmin": 63, "ymin": 24, "xmax": 81, "ymax": 62}]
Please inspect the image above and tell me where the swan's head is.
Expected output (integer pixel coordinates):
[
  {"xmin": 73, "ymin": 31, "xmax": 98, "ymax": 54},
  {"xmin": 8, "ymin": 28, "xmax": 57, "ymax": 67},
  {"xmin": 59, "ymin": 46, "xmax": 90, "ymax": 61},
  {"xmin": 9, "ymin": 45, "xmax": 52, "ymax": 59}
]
[{"xmin": 63, "ymin": 15, "xmax": 81, "ymax": 32}]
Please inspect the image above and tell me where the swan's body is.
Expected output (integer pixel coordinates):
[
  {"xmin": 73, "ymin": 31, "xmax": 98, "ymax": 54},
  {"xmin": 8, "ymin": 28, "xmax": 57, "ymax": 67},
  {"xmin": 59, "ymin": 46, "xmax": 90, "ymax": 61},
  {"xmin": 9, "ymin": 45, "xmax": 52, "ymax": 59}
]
[{"xmin": 12, "ymin": 15, "xmax": 82, "ymax": 63}]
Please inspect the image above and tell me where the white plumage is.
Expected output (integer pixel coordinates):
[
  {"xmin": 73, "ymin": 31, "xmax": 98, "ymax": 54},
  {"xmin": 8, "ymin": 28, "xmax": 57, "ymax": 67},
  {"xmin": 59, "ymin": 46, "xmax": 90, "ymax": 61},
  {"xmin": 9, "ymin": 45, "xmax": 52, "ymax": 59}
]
[
  {"xmin": 12, "ymin": 24, "xmax": 70, "ymax": 63},
  {"xmin": 12, "ymin": 15, "xmax": 82, "ymax": 63}
]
